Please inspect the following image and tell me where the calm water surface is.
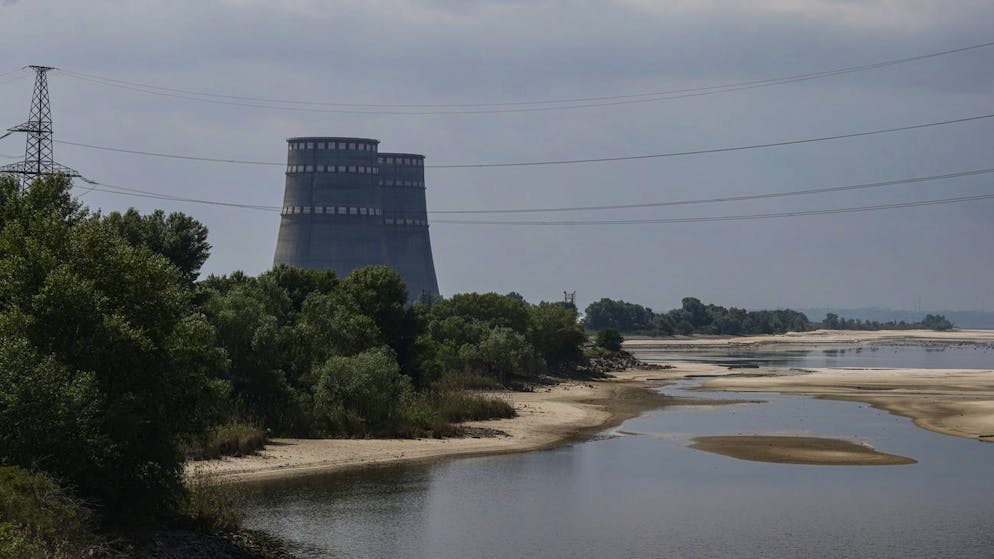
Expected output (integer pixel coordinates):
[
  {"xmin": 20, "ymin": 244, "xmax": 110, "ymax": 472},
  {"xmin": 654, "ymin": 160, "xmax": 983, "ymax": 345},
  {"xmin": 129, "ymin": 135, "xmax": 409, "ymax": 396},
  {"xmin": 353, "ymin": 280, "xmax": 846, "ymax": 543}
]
[
  {"xmin": 636, "ymin": 343, "xmax": 994, "ymax": 369},
  {"xmin": 241, "ymin": 346, "xmax": 994, "ymax": 558}
]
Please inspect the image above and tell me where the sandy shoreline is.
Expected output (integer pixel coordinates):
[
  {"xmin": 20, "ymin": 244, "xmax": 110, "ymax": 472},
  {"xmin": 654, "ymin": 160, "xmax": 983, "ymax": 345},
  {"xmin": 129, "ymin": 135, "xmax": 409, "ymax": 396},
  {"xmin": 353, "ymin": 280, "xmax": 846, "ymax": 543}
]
[
  {"xmin": 701, "ymin": 368, "xmax": 994, "ymax": 442},
  {"xmin": 190, "ymin": 330, "xmax": 994, "ymax": 482},
  {"xmin": 191, "ymin": 370, "xmax": 674, "ymax": 483}
]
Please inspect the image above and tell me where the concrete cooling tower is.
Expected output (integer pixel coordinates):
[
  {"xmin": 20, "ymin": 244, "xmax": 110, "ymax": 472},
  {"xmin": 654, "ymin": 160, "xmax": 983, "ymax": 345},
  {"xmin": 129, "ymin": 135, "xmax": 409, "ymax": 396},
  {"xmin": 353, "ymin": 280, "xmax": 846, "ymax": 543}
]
[{"xmin": 273, "ymin": 137, "xmax": 440, "ymax": 302}]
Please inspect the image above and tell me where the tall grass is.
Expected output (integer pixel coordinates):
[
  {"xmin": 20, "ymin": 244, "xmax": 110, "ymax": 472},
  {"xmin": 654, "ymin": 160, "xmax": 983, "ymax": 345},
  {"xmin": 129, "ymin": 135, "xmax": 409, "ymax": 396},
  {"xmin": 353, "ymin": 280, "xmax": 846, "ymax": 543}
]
[
  {"xmin": 186, "ymin": 423, "xmax": 267, "ymax": 461},
  {"xmin": 435, "ymin": 393, "xmax": 517, "ymax": 423},
  {"xmin": 183, "ymin": 467, "xmax": 244, "ymax": 533}
]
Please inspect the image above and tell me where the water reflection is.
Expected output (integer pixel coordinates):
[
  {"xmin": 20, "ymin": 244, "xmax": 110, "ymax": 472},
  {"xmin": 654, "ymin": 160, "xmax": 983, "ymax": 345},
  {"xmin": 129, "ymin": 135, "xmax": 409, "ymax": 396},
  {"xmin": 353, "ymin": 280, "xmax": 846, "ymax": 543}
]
[
  {"xmin": 637, "ymin": 343, "xmax": 994, "ymax": 370},
  {"xmin": 241, "ymin": 346, "xmax": 994, "ymax": 558}
]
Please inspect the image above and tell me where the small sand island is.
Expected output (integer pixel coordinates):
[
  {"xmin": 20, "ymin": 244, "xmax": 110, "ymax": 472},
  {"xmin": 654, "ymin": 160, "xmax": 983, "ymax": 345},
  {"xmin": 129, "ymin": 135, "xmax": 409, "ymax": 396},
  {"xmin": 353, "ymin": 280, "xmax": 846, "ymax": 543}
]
[{"xmin": 689, "ymin": 435, "xmax": 917, "ymax": 466}]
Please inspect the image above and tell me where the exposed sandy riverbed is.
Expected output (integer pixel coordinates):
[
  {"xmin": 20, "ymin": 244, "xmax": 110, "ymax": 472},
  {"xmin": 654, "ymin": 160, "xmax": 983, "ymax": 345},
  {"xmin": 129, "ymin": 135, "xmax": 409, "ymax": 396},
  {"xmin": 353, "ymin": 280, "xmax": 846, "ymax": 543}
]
[
  {"xmin": 700, "ymin": 368, "xmax": 994, "ymax": 442},
  {"xmin": 192, "ymin": 370, "xmax": 681, "ymax": 483},
  {"xmin": 688, "ymin": 435, "xmax": 917, "ymax": 465},
  {"xmin": 191, "ymin": 330, "xmax": 994, "ymax": 481}
]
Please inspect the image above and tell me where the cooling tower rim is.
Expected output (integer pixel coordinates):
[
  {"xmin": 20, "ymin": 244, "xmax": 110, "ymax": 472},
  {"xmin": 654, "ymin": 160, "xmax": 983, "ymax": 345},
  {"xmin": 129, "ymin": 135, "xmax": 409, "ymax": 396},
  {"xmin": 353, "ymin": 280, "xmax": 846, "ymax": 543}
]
[{"xmin": 287, "ymin": 136, "xmax": 380, "ymax": 144}]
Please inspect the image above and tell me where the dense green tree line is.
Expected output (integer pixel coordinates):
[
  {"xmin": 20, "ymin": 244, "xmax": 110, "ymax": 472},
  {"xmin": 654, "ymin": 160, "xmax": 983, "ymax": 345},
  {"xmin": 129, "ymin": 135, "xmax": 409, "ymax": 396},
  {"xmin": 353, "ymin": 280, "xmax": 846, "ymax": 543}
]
[
  {"xmin": 821, "ymin": 312, "xmax": 953, "ymax": 331},
  {"xmin": 584, "ymin": 297, "xmax": 953, "ymax": 335},
  {"xmin": 583, "ymin": 297, "xmax": 810, "ymax": 335},
  {"xmin": 0, "ymin": 176, "xmax": 588, "ymax": 532}
]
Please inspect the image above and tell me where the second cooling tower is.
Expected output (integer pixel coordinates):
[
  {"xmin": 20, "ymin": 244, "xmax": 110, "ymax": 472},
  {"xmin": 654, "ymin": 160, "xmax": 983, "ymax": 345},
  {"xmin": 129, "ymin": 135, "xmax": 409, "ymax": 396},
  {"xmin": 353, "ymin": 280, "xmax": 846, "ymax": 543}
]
[{"xmin": 273, "ymin": 137, "xmax": 440, "ymax": 301}]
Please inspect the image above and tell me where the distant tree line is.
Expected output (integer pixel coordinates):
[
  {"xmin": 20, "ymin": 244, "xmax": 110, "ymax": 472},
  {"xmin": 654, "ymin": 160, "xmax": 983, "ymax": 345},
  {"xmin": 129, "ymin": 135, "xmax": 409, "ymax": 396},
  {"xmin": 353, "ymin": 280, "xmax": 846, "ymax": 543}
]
[
  {"xmin": 821, "ymin": 312, "xmax": 953, "ymax": 332},
  {"xmin": 583, "ymin": 297, "xmax": 809, "ymax": 335},
  {"xmin": 584, "ymin": 297, "xmax": 954, "ymax": 335}
]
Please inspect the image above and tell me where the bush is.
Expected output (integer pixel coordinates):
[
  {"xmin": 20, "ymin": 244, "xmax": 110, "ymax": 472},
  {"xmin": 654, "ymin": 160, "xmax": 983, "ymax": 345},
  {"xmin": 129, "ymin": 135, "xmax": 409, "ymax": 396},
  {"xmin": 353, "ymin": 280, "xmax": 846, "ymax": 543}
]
[
  {"xmin": 435, "ymin": 393, "xmax": 517, "ymax": 423},
  {"xmin": 183, "ymin": 468, "xmax": 244, "ymax": 532},
  {"xmin": 311, "ymin": 348, "xmax": 413, "ymax": 437},
  {"xmin": 431, "ymin": 371, "xmax": 503, "ymax": 391},
  {"xmin": 186, "ymin": 423, "xmax": 267, "ymax": 461},
  {"xmin": 0, "ymin": 466, "xmax": 103, "ymax": 559},
  {"xmin": 595, "ymin": 328, "xmax": 624, "ymax": 352}
]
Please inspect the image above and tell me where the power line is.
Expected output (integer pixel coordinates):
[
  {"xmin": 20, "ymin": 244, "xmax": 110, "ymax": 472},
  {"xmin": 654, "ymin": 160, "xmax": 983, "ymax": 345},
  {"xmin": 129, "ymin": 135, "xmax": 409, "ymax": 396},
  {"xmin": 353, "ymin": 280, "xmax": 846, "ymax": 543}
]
[
  {"xmin": 0, "ymin": 73, "xmax": 30, "ymax": 86},
  {"xmin": 77, "ymin": 179, "xmax": 280, "ymax": 211},
  {"xmin": 427, "ymin": 167, "xmax": 994, "ymax": 214},
  {"xmin": 55, "ymin": 39, "xmax": 994, "ymax": 114},
  {"xmin": 73, "ymin": 166, "xmax": 994, "ymax": 221},
  {"xmin": 54, "ymin": 111, "xmax": 994, "ymax": 169},
  {"xmin": 0, "ymin": 67, "xmax": 26, "ymax": 79},
  {"xmin": 432, "ymin": 192, "xmax": 994, "ymax": 225}
]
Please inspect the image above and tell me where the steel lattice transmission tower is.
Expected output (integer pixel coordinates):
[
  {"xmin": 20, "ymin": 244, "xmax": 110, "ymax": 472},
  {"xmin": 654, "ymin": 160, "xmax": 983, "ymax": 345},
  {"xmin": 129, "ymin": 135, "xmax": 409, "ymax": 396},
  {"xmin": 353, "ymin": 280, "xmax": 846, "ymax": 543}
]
[{"xmin": 0, "ymin": 66, "xmax": 79, "ymax": 185}]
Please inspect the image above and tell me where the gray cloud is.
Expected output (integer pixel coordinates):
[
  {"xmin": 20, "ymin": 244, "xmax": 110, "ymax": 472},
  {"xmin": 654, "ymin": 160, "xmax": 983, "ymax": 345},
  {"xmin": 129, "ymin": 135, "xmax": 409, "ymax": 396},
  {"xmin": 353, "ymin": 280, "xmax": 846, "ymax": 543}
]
[{"xmin": 1, "ymin": 0, "xmax": 992, "ymax": 311}]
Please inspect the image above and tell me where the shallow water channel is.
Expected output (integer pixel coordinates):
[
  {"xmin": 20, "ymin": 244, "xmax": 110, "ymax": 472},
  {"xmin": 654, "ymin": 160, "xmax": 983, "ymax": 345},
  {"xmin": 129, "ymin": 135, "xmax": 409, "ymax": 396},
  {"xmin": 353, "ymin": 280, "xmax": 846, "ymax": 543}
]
[{"xmin": 241, "ymin": 346, "xmax": 994, "ymax": 558}]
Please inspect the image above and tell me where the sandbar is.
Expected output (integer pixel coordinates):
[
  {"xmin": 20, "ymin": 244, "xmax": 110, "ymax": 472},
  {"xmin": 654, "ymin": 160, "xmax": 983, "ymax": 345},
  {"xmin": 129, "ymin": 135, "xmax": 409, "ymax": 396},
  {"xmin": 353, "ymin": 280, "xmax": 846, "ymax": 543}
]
[
  {"xmin": 689, "ymin": 435, "xmax": 916, "ymax": 465},
  {"xmin": 701, "ymin": 368, "xmax": 994, "ymax": 442}
]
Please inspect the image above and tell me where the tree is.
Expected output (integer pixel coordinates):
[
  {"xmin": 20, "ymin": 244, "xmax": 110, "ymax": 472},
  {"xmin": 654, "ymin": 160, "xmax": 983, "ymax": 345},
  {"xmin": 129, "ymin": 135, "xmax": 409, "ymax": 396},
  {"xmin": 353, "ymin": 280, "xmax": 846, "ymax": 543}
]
[
  {"xmin": 458, "ymin": 327, "xmax": 544, "ymax": 384},
  {"xmin": 342, "ymin": 266, "xmax": 427, "ymax": 385},
  {"xmin": 104, "ymin": 208, "xmax": 210, "ymax": 283},
  {"xmin": 0, "ymin": 175, "xmax": 215, "ymax": 523},
  {"xmin": 583, "ymin": 298, "xmax": 655, "ymax": 332},
  {"xmin": 311, "ymin": 348, "xmax": 411, "ymax": 436},
  {"xmin": 527, "ymin": 302, "xmax": 586, "ymax": 367},
  {"xmin": 595, "ymin": 328, "xmax": 624, "ymax": 352}
]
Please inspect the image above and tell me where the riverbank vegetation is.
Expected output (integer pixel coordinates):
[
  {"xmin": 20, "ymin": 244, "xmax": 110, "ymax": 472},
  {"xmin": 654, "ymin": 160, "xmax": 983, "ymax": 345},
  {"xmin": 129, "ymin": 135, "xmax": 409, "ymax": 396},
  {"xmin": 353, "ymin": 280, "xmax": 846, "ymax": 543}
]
[
  {"xmin": 0, "ymin": 176, "xmax": 586, "ymax": 555},
  {"xmin": 584, "ymin": 297, "xmax": 953, "ymax": 335}
]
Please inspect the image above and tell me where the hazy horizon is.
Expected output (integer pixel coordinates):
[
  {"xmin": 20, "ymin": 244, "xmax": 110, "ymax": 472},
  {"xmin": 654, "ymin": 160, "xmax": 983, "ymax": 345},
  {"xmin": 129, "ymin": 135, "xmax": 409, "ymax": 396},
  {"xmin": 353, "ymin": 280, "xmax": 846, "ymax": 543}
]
[{"xmin": 2, "ymin": 0, "xmax": 993, "ymax": 312}]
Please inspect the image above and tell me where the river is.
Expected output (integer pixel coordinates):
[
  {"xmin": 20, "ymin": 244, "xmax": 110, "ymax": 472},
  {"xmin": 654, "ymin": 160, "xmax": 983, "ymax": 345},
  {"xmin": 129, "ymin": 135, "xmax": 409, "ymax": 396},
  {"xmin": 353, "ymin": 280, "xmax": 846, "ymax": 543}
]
[{"xmin": 240, "ymin": 345, "xmax": 994, "ymax": 558}]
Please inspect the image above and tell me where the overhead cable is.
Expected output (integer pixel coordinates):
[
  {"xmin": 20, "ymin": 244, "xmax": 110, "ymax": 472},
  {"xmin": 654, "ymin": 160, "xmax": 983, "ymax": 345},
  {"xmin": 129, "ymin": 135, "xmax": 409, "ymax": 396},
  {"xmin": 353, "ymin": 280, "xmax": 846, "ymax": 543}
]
[
  {"xmin": 427, "ymin": 167, "xmax": 994, "ymax": 214},
  {"xmin": 54, "ymin": 111, "xmax": 994, "ymax": 169},
  {"xmin": 73, "ymin": 168, "xmax": 994, "ymax": 221},
  {"xmin": 55, "ymin": 39, "xmax": 994, "ymax": 114},
  {"xmin": 432, "ymin": 192, "xmax": 994, "ymax": 225}
]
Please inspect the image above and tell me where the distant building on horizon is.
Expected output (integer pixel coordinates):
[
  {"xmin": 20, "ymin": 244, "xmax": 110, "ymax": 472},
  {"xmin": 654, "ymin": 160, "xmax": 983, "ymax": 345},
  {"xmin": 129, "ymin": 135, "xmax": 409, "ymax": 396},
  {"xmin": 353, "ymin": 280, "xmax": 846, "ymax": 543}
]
[{"xmin": 273, "ymin": 137, "xmax": 440, "ymax": 302}]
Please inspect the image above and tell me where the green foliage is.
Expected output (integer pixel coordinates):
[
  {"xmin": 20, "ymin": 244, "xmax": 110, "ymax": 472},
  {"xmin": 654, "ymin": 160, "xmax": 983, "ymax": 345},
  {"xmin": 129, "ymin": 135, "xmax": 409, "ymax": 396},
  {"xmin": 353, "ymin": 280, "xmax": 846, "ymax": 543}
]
[
  {"xmin": 0, "ymin": 175, "xmax": 215, "ymax": 524},
  {"xmin": 587, "ymin": 296, "xmax": 812, "ymax": 336},
  {"xmin": 457, "ymin": 326, "xmax": 545, "ymax": 384},
  {"xmin": 527, "ymin": 302, "xmax": 586, "ymax": 367},
  {"xmin": 822, "ymin": 312, "xmax": 954, "ymax": 331},
  {"xmin": 431, "ymin": 292, "xmax": 532, "ymax": 333},
  {"xmin": 186, "ymin": 423, "xmax": 267, "ymax": 461},
  {"xmin": 104, "ymin": 207, "xmax": 210, "ymax": 283},
  {"xmin": 595, "ymin": 328, "xmax": 624, "ymax": 352},
  {"xmin": 431, "ymin": 371, "xmax": 502, "ymax": 391},
  {"xmin": 183, "ymin": 468, "xmax": 245, "ymax": 533},
  {"xmin": 311, "ymin": 348, "xmax": 413, "ymax": 437},
  {"xmin": 583, "ymin": 298, "xmax": 656, "ymax": 332},
  {"xmin": 434, "ymin": 394, "xmax": 516, "ymax": 423},
  {"xmin": 0, "ymin": 466, "xmax": 101, "ymax": 559},
  {"xmin": 342, "ymin": 266, "xmax": 427, "ymax": 385}
]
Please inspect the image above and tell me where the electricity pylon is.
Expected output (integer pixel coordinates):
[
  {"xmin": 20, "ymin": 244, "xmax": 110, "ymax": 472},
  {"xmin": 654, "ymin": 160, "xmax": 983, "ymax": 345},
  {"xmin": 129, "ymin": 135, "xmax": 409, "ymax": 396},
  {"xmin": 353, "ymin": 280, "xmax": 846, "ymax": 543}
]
[{"xmin": 0, "ymin": 65, "xmax": 79, "ymax": 186}]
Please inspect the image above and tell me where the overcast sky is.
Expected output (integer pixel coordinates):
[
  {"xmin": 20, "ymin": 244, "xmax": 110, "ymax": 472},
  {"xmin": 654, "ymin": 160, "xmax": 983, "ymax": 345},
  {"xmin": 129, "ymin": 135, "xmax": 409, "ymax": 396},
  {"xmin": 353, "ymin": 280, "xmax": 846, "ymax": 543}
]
[{"xmin": 2, "ymin": 0, "xmax": 993, "ymax": 312}]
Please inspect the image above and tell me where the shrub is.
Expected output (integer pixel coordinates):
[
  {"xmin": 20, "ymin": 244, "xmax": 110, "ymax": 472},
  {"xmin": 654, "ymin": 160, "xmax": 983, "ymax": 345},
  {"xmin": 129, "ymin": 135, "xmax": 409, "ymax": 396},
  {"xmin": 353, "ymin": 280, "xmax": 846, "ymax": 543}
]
[
  {"xmin": 186, "ymin": 423, "xmax": 267, "ymax": 461},
  {"xmin": 595, "ymin": 328, "xmax": 624, "ymax": 352},
  {"xmin": 183, "ymin": 468, "xmax": 244, "ymax": 532},
  {"xmin": 435, "ymin": 393, "xmax": 517, "ymax": 423},
  {"xmin": 311, "ymin": 348, "xmax": 413, "ymax": 437},
  {"xmin": 0, "ymin": 466, "xmax": 103, "ymax": 559},
  {"xmin": 431, "ymin": 371, "xmax": 502, "ymax": 391}
]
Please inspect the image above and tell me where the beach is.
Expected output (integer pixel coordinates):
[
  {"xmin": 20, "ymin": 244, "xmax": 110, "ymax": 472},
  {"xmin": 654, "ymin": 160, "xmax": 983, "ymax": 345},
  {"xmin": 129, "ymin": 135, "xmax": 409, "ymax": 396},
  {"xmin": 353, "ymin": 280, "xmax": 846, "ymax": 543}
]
[
  {"xmin": 191, "ymin": 370, "xmax": 674, "ymax": 483},
  {"xmin": 192, "ymin": 329, "xmax": 994, "ymax": 481}
]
